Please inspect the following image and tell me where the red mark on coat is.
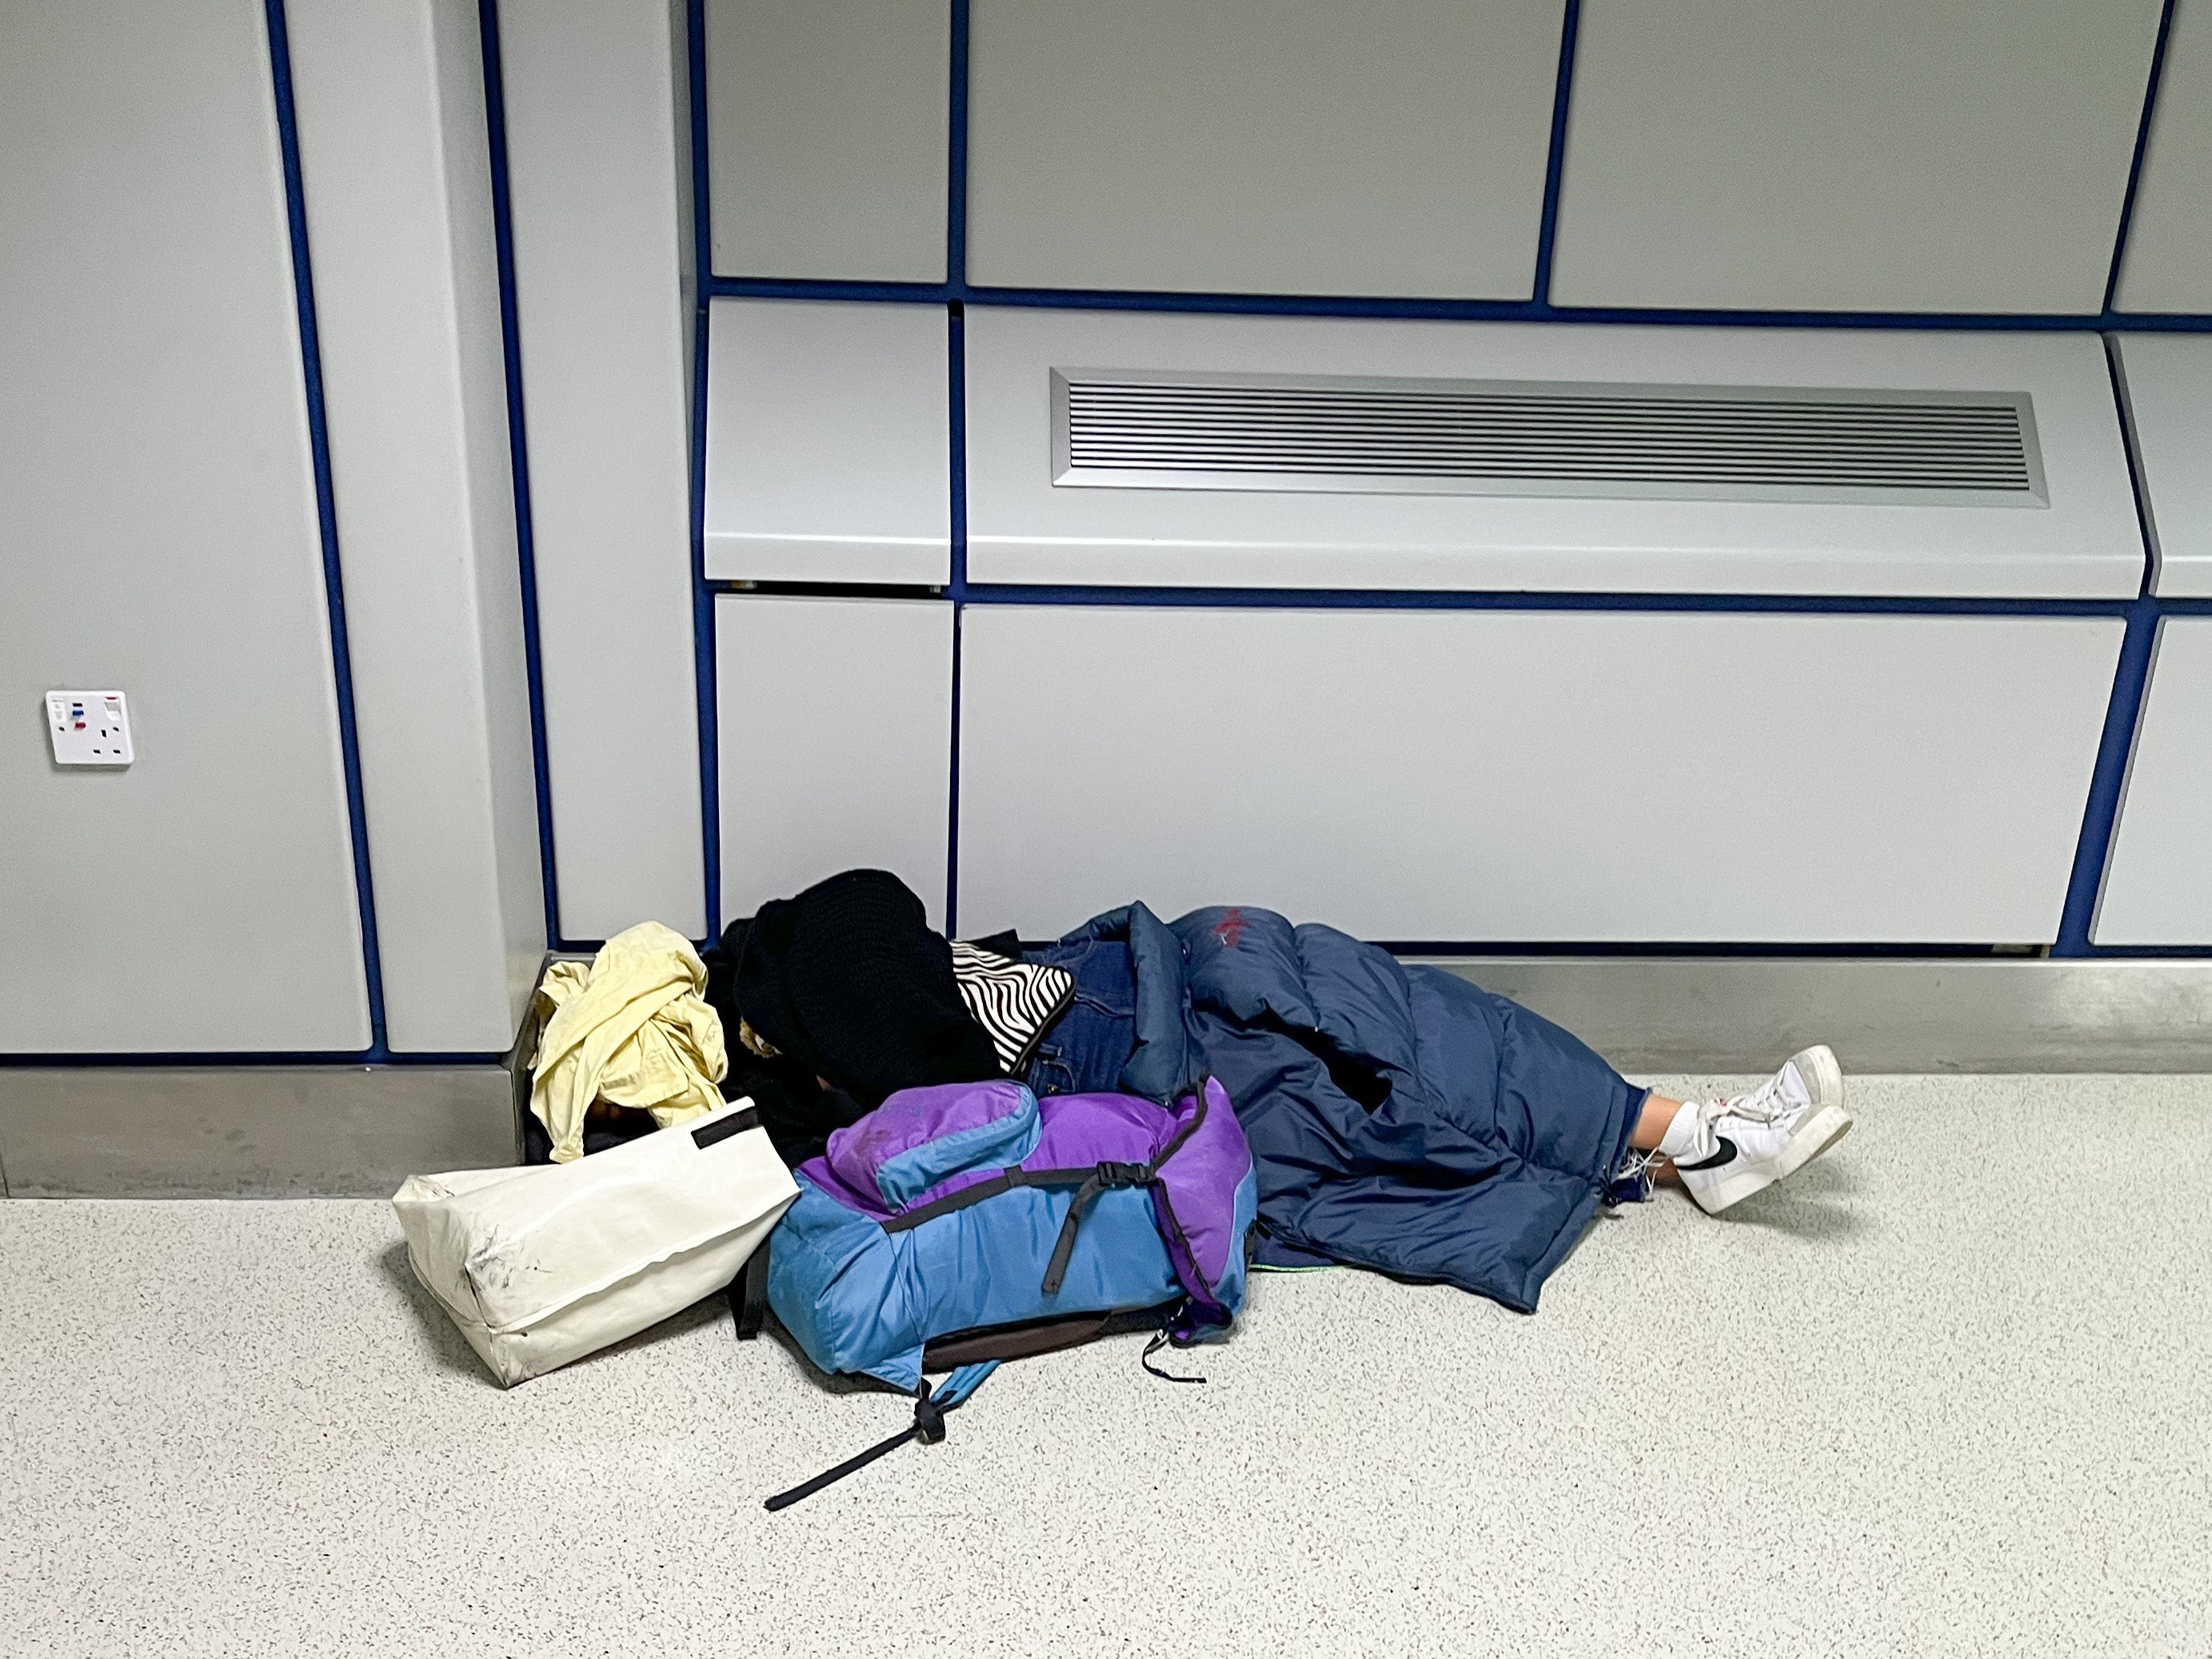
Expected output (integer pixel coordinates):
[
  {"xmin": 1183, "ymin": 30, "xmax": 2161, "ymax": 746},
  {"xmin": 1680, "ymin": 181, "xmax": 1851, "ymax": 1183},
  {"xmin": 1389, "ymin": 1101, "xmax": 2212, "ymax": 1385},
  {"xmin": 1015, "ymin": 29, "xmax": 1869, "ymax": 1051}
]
[{"xmin": 1215, "ymin": 908, "xmax": 1246, "ymax": 949}]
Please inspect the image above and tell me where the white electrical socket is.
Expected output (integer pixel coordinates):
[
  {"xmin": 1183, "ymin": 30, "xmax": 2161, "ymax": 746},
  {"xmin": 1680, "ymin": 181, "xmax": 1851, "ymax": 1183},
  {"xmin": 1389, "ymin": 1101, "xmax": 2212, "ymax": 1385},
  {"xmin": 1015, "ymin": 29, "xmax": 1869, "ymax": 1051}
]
[{"xmin": 46, "ymin": 690, "xmax": 134, "ymax": 766}]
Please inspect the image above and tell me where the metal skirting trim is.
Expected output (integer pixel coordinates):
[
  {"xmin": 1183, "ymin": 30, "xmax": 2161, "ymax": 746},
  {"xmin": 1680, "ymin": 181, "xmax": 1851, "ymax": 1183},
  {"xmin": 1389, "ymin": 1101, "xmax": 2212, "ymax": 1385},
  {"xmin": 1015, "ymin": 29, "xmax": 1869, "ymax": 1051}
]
[
  {"xmin": 1413, "ymin": 955, "xmax": 2212, "ymax": 1075},
  {"xmin": 8, "ymin": 956, "xmax": 2210, "ymax": 1197},
  {"xmin": 0, "ymin": 962, "xmax": 552, "ymax": 1199},
  {"xmin": 0, "ymin": 1066, "xmax": 517, "ymax": 1199}
]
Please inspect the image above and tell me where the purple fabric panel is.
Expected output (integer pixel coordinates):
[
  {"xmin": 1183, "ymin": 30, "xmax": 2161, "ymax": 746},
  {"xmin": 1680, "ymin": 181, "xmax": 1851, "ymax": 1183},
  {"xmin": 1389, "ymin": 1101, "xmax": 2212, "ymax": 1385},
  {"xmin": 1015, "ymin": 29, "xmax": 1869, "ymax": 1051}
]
[
  {"xmin": 821, "ymin": 1079, "xmax": 1032, "ymax": 1201},
  {"xmin": 1027, "ymin": 1091, "xmax": 1172, "ymax": 1166},
  {"xmin": 1156, "ymin": 1204, "xmax": 1213, "ymax": 1314},
  {"xmin": 900, "ymin": 1091, "xmax": 1171, "ymax": 1210},
  {"xmin": 1152, "ymin": 1077, "xmax": 1255, "ymax": 1291},
  {"xmin": 794, "ymin": 1151, "xmax": 894, "ymax": 1221}
]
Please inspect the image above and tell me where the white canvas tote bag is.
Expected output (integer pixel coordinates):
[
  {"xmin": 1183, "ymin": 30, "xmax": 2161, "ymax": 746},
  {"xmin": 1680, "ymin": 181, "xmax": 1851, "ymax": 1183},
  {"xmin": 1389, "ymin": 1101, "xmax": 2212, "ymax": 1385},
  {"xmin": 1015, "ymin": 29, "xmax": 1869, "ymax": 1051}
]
[{"xmin": 393, "ymin": 1100, "xmax": 797, "ymax": 1386}]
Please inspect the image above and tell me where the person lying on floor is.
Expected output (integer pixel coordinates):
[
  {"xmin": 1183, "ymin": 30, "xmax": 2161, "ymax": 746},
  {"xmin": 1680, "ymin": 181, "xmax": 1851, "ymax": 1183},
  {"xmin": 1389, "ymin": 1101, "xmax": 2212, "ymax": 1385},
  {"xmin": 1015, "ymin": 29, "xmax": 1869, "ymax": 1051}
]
[{"xmin": 701, "ymin": 870, "xmax": 1853, "ymax": 1315}]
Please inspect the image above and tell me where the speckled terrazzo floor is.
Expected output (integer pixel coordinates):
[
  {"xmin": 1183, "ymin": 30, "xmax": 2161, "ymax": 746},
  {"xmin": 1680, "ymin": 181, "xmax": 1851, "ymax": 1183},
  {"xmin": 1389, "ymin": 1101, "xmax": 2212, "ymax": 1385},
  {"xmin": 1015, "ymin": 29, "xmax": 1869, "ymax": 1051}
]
[{"xmin": 2, "ymin": 1075, "xmax": 2209, "ymax": 1659}]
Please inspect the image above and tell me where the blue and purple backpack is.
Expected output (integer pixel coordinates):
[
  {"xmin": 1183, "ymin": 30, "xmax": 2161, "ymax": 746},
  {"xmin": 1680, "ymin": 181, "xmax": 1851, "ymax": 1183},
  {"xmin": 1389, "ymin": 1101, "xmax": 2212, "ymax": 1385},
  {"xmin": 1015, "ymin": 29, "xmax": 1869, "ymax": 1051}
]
[{"xmin": 752, "ymin": 1075, "xmax": 1258, "ymax": 1507}]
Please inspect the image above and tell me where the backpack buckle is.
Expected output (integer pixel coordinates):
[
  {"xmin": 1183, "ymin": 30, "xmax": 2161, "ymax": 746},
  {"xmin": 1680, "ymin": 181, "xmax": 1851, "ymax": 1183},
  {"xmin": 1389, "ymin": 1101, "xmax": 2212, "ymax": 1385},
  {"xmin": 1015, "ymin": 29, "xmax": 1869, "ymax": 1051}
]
[{"xmin": 912, "ymin": 1385, "xmax": 948, "ymax": 1446}]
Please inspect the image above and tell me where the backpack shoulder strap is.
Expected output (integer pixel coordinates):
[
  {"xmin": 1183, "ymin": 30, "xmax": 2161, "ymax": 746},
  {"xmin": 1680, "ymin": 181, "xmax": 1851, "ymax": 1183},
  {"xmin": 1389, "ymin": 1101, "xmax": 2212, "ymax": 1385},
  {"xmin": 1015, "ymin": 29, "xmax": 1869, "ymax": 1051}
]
[{"xmin": 763, "ymin": 1362, "xmax": 999, "ymax": 1512}]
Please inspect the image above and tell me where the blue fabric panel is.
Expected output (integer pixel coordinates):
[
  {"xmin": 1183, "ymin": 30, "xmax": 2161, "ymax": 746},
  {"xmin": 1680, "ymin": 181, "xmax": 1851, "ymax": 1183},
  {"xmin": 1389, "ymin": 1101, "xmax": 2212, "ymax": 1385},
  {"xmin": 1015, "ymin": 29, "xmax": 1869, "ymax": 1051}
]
[
  {"xmin": 1118, "ymin": 901, "xmax": 1200, "ymax": 1101},
  {"xmin": 1290, "ymin": 923, "xmax": 1423, "ymax": 1079},
  {"xmin": 1208, "ymin": 1166, "xmax": 1260, "ymax": 1321},
  {"xmin": 769, "ymin": 1181, "xmax": 924, "ymax": 1389},
  {"xmin": 912, "ymin": 1186, "xmax": 1181, "ymax": 1342},
  {"xmin": 769, "ymin": 1175, "xmax": 1186, "ymax": 1392},
  {"xmin": 1411, "ymin": 968, "xmax": 1633, "ymax": 1183},
  {"xmin": 1263, "ymin": 1166, "xmax": 1607, "ymax": 1312},
  {"xmin": 933, "ymin": 1361, "xmax": 999, "ymax": 1408},
  {"xmin": 1180, "ymin": 907, "xmax": 1317, "ymax": 1030},
  {"xmin": 870, "ymin": 1085, "xmax": 1040, "ymax": 1206},
  {"xmin": 1040, "ymin": 903, "xmax": 1196, "ymax": 1102}
]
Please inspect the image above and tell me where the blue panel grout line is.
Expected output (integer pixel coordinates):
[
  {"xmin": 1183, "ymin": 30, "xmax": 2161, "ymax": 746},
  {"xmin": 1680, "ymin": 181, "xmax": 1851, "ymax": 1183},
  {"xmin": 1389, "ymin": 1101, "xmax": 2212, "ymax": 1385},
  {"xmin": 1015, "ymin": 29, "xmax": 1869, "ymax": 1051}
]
[
  {"xmin": 2106, "ymin": 330, "xmax": 2161, "ymax": 596},
  {"xmin": 729, "ymin": 579, "xmax": 2212, "ymax": 615},
  {"xmin": 947, "ymin": 0, "xmax": 970, "ymax": 291},
  {"xmin": 2054, "ymin": 596, "xmax": 2160, "ymax": 956},
  {"xmin": 942, "ymin": 313, "xmax": 968, "ymax": 606},
  {"xmin": 686, "ymin": 0, "xmax": 721, "ymax": 945},
  {"xmin": 702, "ymin": 578, "xmax": 2212, "ymax": 619},
  {"xmin": 946, "ymin": 306, "xmax": 968, "ymax": 935},
  {"xmin": 942, "ymin": 0, "xmax": 972, "ymax": 935},
  {"xmin": 700, "ymin": 578, "xmax": 2212, "ymax": 620},
  {"xmin": 712, "ymin": 276, "xmax": 955, "ymax": 304},
  {"xmin": 1530, "ymin": 0, "xmax": 1583, "ymax": 306},
  {"xmin": 265, "ymin": 0, "xmax": 386, "ymax": 1055},
  {"xmin": 2054, "ymin": 335, "xmax": 2168, "ymax": 955},
  {"xmin": 477, "ymin": 0, "xmax": 563, "ymax": 952},
  {"xmin": 951, "ymin": 584, "xmax": 2143, "ymax": 618},
  {"xmin": 689, "ymin": 318, "xmax": 721, "ymax": 946},
  {"xmin": 2104, "ymin": 0, "xmax": 2182, "ymax": 315},
  {"xmin": 702, "ymin": 272, "xmax": 2212, "ymax": 333},
  {"xmin": 945, "ymin": 600, "xmax": 965, "ymax": 937}
]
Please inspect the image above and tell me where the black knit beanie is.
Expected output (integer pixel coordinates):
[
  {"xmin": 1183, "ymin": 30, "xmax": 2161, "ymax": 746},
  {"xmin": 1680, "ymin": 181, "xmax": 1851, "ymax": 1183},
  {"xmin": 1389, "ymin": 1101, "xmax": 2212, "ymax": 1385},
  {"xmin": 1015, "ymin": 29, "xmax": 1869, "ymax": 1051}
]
[{"xmin": 713, "ymin": 868, "xmax": 1003, "ymax": 1107}]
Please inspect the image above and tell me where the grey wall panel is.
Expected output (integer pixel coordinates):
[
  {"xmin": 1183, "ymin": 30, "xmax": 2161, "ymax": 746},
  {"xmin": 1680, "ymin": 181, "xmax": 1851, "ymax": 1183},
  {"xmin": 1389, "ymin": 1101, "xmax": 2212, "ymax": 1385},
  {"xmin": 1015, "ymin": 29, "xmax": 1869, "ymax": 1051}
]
[
  {"xmin": 2094, "ymin": 620, "xmax": 2212, "ymax": 944},
  {"xmin": 965, "ymin": 308, "xmax": 2145, "ymax": 599},
  {"xmin": 0, "ymin": 0, "xmax": 370, "ymax": 1052},
  {"xmin": 1552, "ymin": 0, "xmax": 2164, "ymax": 313},
  {"xmin": 705, "ymin": 0, "xmax": 948, "ymax": 281},
  {"xmin": 958, "ymin": 608, "xmax": 2120, "ymax": 943},
  {"xmin": 2116, "ymin": 335, "xmax": 2212, "ymax": 597},
  {"xmin": 966, "ymin": 0, "xmax": 1563, "ymax": 298},
  {"xmin": 717, "ymin": 597, "xmax": 952, "ymax": 928},
  {"xmin": 2116, "ymin": 0, "xmax": 2212, "ymax": 313},
  {"xmin": 499, "ymin": 0, "xmax": 704, "ymax": 940},
  {"xmin": 704, "ymin": 298, "xmax": 950, "ymax": 583},
  {"xmin": 291, "ymin": 0, "xmax": 545, "ymax": 1053}
]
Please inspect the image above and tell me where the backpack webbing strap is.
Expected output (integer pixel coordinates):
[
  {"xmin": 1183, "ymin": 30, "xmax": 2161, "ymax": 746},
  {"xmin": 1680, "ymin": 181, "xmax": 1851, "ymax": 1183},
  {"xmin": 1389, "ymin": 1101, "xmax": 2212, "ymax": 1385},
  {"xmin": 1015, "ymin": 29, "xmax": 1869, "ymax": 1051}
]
[
  {"xmin": 764, "ymin": 1362, "xmax": 999, "ymax": 1512},
  {"xmin": 1035, "ymin": 1162, "xmax": 1152, "ymax": 1295},
  {"xmin": 1140, "ymin": 1330, "xmax": 1207, "ymax": 1385},
  {"xmin": 1027, "ymin": 1078, "xmax": 1218, "ymax": 1296},
  {"xmin": 729, "ymin": 1240, "xmax": 771, "ymax": 1341},
  {"xmin": 882, "ymin": 1161, "xmax": 1158, "ymax": 1296}
]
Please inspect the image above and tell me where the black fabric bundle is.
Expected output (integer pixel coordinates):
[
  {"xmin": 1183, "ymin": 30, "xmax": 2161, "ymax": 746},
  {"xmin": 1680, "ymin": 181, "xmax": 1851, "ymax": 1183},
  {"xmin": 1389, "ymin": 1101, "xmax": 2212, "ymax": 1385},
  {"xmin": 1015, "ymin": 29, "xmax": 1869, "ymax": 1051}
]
[{"xmin": 702, "ymin": 869, "xmax": 1004, "ymax": 1162}]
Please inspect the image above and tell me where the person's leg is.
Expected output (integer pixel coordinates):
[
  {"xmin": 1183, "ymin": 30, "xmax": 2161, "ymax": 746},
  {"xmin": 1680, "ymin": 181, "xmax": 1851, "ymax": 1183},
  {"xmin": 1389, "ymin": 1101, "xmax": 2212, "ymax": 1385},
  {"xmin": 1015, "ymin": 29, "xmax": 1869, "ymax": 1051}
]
[
  {"xmin": 1630, "ymin": 1047, "xmax": 1854, "ymax": 1214},
  {"xmin": 1623, "ymin": 1092, "xmax": 1704, "ymax": 1184},
  {"xmin": 1631, "ymin": 1093, "xmax": 1688, "ymax": 1151}
]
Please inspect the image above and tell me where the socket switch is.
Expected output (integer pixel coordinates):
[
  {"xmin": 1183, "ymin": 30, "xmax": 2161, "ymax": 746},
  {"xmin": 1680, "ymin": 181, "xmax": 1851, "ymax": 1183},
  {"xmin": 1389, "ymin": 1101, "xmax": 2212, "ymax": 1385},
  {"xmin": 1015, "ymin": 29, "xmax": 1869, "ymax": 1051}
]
[{"xmin": 46, "ymin": 690, "xmax": 134, "ymax": 766}]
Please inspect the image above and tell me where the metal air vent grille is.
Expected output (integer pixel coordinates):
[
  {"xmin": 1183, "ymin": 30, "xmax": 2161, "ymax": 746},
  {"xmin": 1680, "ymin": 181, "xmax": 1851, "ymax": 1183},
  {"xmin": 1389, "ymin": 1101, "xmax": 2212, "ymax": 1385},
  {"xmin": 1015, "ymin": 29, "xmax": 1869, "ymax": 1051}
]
[{"xmin": 1051, "ymin": 370, "xmax": 2046, "ymax": 506}]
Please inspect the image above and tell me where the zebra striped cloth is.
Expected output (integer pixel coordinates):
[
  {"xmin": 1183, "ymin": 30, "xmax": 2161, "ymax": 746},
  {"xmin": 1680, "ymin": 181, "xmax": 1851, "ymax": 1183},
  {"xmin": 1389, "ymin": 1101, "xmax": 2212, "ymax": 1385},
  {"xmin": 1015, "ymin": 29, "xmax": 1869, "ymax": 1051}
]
[{"xmin": 951, "ymin": 941, "xmax": 1076, "ymax": 1075}]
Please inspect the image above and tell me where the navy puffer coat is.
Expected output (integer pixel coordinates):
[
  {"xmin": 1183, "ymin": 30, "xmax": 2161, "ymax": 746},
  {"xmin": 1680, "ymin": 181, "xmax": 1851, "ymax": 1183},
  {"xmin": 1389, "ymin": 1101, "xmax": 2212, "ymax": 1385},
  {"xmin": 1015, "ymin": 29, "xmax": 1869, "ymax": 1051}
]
[{"xmin": 1023, "ymin": 903, "xmax": 1643, "ymax": 1313}]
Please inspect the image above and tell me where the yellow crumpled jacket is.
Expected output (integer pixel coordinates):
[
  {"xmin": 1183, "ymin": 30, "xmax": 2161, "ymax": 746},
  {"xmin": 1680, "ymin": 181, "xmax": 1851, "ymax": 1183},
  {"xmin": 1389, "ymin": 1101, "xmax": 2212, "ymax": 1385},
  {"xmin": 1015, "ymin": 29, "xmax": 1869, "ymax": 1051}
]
[{"xmin": 529, "ymin": 921, "xmax": 729, "ymax": 1162}]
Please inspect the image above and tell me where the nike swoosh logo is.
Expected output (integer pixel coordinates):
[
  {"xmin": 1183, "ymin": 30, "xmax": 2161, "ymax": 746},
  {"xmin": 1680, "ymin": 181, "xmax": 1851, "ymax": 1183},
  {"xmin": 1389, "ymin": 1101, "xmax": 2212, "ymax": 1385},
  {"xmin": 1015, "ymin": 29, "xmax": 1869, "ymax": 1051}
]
[{"xmin": 1677, "ymin": 1135, "xmax": 1739, "ymax": 1173}]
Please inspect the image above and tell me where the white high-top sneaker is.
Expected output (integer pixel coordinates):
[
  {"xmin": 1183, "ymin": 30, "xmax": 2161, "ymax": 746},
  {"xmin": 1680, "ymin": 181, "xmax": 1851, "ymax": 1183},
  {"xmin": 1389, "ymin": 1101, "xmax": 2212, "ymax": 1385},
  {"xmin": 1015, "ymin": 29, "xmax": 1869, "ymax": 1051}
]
[{"xmin": 1675, "ymin": 1045, "xmax": 1851, "ymax": 1215}]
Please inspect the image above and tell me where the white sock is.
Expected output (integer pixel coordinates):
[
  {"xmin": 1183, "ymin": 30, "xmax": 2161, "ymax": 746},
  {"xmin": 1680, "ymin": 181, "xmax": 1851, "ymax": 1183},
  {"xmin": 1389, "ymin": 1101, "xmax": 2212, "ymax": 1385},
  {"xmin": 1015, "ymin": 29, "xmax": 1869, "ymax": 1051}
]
[{"xmin": 1655, "ymin": 1099, "xmax": 1715, "ymax": 1163}]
